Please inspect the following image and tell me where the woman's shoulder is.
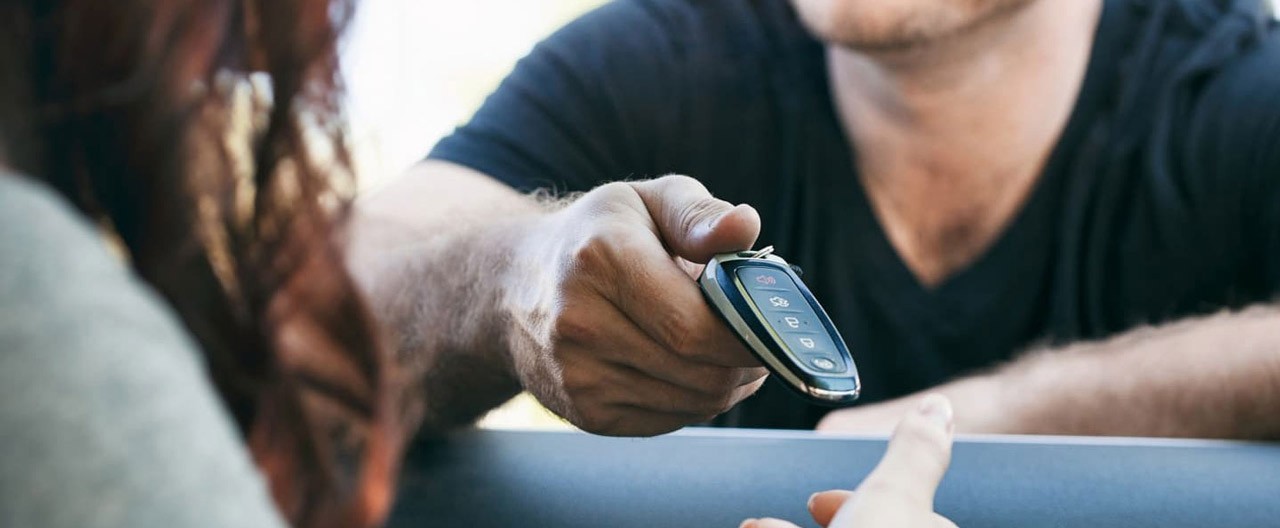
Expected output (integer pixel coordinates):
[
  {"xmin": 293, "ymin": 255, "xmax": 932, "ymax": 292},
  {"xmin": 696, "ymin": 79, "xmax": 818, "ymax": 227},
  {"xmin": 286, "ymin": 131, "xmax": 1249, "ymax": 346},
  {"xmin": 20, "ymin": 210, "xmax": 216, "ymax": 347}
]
[
  {"xmin": 0, "ymin": 172, "xmax": 288, "ymax": 528},
  {"xmin": 0, "ymin": 172, "xmax": 198, "ymax": 366},
  {"xmin": 0, "ymin": 172, "xmax": 123, "ymax": 279}
]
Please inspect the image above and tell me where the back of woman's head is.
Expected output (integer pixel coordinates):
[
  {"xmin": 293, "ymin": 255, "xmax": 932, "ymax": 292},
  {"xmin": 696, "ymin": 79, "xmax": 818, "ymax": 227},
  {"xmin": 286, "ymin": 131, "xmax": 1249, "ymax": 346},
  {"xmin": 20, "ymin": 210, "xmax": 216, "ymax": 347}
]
[{"xmin": 0, "ymin": 1, "xmax": 402, "ymax": 526}]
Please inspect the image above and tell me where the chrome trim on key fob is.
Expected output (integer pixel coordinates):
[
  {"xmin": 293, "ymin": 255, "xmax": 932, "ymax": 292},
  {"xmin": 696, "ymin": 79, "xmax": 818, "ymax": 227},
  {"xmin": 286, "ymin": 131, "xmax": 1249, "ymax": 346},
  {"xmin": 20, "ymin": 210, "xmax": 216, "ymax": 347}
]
[{"xmin": 699, "ymin": 249, "xmax": 861, "ymax": 405}]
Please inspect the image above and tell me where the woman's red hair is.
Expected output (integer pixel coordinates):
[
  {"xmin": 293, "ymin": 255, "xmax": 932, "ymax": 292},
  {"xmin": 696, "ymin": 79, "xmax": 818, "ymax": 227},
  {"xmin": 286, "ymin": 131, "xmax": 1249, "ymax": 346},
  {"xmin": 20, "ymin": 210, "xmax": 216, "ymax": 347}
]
[{"xmin": 0, "ymin": 1, "xmax": 403, "ymax": 526}]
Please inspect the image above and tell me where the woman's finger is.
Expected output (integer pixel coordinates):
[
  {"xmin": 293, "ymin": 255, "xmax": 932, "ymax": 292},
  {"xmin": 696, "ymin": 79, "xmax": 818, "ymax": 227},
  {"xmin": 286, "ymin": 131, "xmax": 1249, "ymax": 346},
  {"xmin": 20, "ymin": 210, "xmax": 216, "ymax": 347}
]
[
  {"xmin": 739, "ymin": 518, "xmax": 804, "ymax": 528},
  {"xmin": 855, "ymin": 394, "xmax": 955, "ymax": 508},
  {"xmin": 807, "ymin": 489, "xmax": 856, "ymax": 527}
]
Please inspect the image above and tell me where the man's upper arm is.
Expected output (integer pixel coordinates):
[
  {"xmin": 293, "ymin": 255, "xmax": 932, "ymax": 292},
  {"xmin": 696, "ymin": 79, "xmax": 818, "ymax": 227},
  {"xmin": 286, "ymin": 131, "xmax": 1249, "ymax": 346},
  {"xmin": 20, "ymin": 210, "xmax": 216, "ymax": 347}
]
[
  {"xmin": 428, "ymin": 0, "xmax": 687, "ymax": 193},
  {"xmin": 0, "ymin": 175, "xmax": 286, "ymax": 527}
]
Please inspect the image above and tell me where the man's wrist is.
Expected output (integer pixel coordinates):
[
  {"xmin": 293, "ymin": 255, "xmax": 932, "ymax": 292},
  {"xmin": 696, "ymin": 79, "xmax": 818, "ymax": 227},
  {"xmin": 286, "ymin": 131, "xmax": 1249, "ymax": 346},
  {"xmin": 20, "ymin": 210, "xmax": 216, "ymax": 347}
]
[{"xmin": 393, "ymin": 217, "xmax": 535, "ymax": 433}]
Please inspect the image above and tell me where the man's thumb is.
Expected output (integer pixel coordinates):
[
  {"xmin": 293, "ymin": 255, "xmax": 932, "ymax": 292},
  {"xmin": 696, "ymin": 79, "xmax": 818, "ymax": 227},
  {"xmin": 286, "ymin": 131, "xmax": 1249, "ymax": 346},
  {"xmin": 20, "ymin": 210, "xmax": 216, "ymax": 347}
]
[{"xmin": 629, "ymin": 175, "xmax": 761, "ymax": 263}]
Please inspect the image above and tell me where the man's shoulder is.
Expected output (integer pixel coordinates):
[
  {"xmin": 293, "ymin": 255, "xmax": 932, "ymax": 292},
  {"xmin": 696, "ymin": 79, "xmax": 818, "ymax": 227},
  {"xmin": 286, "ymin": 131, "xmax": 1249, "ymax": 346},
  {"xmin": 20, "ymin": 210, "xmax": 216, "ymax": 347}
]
[
  {"xmin": 1144, "ymin": 0, "xmax": 1280, "ymax": 118},
  {"xmin": 1180, "ymin": 14, "xmax": 1280, "ymax": 176},
  {"xmin": 1115, "ymin": 0, "xmax": 1280, "ymax": 177},
  {"xmin": 430, "ymin": 0, "xmax": 819, "ymax": 193},
  {"xmin": 1195, "ymin": 20, "xmax": 1280, "ymax": 120}
]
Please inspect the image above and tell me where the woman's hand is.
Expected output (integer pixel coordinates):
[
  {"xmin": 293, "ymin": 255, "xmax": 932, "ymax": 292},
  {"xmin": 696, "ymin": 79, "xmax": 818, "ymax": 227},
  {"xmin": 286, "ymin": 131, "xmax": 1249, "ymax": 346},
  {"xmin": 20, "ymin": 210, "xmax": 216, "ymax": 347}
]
[{"xmin": 742, "ymin": 394, "xmax": 958, "ymax": 528}]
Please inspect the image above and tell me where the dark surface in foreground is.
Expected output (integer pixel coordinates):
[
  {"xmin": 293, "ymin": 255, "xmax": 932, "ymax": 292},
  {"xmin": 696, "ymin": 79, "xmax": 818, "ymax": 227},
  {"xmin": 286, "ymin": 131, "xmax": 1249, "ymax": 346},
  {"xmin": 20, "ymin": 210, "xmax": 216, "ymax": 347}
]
[{"xmin": 389, "ymin": 428, "xmax": 1280, "ymax": 528}]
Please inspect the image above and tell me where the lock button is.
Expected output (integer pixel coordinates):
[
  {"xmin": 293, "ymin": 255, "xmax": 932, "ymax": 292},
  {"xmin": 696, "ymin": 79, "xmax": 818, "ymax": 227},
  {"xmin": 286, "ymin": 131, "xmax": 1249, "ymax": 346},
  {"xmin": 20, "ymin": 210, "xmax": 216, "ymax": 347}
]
[
  {"xmin": 783, "ymin": 333, "xmax": 834, "ymax": 355},
  {"xmin": 809, "ymin": 357, "xmax": 839, "ymax": 372}
]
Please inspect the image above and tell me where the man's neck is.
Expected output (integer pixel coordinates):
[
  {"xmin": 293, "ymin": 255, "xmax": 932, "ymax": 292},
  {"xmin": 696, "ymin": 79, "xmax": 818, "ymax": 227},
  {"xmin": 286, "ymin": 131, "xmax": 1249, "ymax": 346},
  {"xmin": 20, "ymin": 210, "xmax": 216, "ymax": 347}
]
[{"xmin": 828, "ymin": 0, "xmax": 1103, "ymax": 286}]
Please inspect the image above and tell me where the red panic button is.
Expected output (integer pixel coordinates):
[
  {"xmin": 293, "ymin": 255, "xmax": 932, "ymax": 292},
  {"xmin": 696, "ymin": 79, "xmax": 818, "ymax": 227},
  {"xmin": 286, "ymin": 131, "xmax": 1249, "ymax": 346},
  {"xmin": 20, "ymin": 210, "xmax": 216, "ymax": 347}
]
[{"xmin": 738, "ymin": 267, "xmax": 794, "ymax": 293}]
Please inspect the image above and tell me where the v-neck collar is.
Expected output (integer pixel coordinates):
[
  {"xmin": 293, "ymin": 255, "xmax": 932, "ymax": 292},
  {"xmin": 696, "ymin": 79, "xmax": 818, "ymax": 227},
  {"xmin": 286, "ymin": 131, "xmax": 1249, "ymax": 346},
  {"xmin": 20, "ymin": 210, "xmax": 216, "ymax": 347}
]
[{"xmin": 806, "ymin": 0, "xmax": 1131, "ymax": 327}]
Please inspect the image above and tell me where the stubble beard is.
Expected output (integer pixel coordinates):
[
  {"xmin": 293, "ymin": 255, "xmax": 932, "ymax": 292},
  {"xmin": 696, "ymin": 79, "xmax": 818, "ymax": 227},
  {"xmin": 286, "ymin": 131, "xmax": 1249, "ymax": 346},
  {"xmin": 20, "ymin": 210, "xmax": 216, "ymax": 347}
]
[{"xmin": 795, "ymin": 0, "xmax": 1038, "ymax": 53}]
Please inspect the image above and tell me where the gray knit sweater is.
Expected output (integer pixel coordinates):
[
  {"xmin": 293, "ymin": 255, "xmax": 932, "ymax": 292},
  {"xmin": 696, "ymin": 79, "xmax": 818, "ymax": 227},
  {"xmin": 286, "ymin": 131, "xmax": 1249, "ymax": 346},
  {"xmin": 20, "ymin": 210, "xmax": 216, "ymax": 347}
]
[{"xmin": 0, "ymin": 174, "xmax": 287, "ymax": 527}]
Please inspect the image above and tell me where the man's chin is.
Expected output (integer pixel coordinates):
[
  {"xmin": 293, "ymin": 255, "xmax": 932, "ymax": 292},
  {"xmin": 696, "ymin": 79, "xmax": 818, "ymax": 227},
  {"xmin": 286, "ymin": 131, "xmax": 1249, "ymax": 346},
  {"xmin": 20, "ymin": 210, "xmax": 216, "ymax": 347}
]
[
  {"xmin": 819, "ymin": 9, "xmax": 968, "ymax": 52},
  {"xmin": 793, "ymin": 0, "xmax": 1033, "ymax": 53}
]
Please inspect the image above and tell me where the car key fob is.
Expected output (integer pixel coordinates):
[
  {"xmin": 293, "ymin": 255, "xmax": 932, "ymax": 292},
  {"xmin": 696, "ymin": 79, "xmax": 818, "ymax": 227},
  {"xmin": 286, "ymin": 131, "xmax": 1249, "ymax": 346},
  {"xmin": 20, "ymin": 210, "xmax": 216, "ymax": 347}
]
[{"xmin": 698, "ymin": 247, "xmax": 861, "ymax": 405}]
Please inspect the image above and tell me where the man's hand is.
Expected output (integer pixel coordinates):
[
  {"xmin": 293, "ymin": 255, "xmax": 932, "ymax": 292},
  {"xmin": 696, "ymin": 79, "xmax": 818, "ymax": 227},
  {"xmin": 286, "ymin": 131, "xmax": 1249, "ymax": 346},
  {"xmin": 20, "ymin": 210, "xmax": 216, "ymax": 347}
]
[
  {"xmin": 502, "ymin": 175, "xmax": 769, "ymax": 436},
  {"xmin": 742, "ymin": 395, "xmax": 958, "ymax": 528},
  {"xmin": 349, "ymin": 164, "xmax": 767, "ymax": 437}
]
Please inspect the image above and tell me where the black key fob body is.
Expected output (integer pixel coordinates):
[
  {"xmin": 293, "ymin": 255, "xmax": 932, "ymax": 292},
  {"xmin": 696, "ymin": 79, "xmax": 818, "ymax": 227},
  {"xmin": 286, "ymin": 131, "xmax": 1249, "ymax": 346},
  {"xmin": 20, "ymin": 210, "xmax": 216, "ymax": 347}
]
[{"xmin": 699, "ymin": 248, "xmax": 861, "ymax": 405}]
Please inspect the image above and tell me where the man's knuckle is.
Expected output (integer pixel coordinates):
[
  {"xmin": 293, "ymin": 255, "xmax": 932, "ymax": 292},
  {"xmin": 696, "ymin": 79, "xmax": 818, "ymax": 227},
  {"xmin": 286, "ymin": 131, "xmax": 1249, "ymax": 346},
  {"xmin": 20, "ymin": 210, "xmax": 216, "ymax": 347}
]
[
  {"xmin": 657, "ymin": 174, "xmax": 706, "ymax": 192},
  {"xmin": 578, "ymin": 182, "xmax": 647, "ymax": 218},
  {"xmin": 712, "ymin": 391, "xmax": 739, "ymax": 415},
  {"xmin": 706, "ymin": 369, "xmax": 740, "ymax": 395},
  {"xmin": 559, "ymin": 366, "xmax": 600, "ymax": 401},
  {"xmin": 686, "ymin": 379, "xmax": 738, "ymax": 416},
  {"xmin": 608, "ymin": 236, "xmax": 654, "ymax": 267},
  {"xmin": 589, "ymin": 181, "xmax": 638, "ymax": 204},
  {"xmin": 568, "ymin": 231, "xmax": 613, "ymax": 271},
  {"xmin": 571, "ymin": 223, "xmax": 648, "ymax": 273},
  {"xmin": 576, "ymin": 405, "xmax": 622, "ymax": 435},
  {"xmin": 553, "ymin": 310, "xmax": 597, "ymax": 344},
  {"xmin": 656, "ymin": 310, "xmax": 700, "ymax": 355}
]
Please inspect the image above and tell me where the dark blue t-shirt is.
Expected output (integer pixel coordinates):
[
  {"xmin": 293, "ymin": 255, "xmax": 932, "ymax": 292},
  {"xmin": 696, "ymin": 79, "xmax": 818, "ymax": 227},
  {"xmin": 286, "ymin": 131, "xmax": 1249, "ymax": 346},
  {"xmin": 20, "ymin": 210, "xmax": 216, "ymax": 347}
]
[{"xmin": 431, "ymin": 0, "xmax": 1280, "ymax": 429}]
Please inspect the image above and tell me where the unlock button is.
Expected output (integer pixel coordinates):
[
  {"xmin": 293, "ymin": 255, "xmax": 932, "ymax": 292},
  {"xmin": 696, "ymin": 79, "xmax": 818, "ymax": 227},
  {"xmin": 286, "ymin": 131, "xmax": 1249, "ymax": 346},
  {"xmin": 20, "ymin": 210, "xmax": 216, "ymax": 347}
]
[{"xmin": 772, "ymin": 314, "xmax": 815, "ymax": 332}]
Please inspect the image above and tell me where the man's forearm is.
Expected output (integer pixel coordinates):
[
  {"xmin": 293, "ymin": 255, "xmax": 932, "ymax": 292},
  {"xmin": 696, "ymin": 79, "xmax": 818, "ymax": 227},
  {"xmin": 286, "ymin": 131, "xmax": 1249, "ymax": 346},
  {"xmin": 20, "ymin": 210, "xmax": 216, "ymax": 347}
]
[
  {"xmin": 985, "ymin": 305, "xmax": 1280, "ymax": 439},
  {"xmin": 823, "ymin": 305, "xmax": 1280, "ymax": 439},
  {"xmin": 346, "ymin": 161, "xmax": 543, "ymax": 435}
]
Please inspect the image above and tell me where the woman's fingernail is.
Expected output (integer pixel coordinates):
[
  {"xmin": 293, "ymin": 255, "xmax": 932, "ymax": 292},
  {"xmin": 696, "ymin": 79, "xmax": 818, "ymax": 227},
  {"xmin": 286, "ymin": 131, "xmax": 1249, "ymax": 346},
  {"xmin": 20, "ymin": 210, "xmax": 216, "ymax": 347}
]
[
  {"xmin": 917, "ymin": 394, "xmax": 953, "ymax": 428},
  {"xmin": 807, "ymin": 492, "xmax": 818, "ymax": 509},
  {"xmin": 739, "ymin": 519, "xmax": 758, "ymax": 528}
]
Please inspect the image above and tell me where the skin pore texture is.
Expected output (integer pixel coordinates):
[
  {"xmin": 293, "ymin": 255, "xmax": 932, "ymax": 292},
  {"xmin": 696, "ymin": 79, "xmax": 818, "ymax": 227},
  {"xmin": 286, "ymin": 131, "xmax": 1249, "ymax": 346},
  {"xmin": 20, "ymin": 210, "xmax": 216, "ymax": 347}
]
[{"xmin": 349, "ymin": 0, "xmax": 1280, "ymax": 441}]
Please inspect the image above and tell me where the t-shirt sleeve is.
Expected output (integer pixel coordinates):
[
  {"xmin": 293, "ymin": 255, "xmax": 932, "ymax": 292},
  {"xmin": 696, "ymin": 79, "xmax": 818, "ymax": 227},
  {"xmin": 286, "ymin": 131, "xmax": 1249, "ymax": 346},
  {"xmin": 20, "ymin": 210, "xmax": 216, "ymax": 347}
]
[
  {"xmin": 1192, "ymin": 27, "xmax": 1280, "ymax": 295},
  {"xmin": 0, "ymin": 175, "xmax": 288, "ymax": 528},
  {"xmin": 1251, "ymin": 42, "xmax": 1280, "ymax": 294},
  {"xmin": 1254, "ymin": 100, "xmax": 1280, "ymax": 294},
  {"xmin": 428, "ymin": 0, "xmax": 684, "ymax": 193}
]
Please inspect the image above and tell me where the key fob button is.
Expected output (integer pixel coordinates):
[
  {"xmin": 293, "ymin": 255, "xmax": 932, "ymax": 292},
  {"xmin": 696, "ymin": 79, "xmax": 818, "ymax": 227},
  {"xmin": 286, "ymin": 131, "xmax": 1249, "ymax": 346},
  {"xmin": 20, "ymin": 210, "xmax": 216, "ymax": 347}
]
[
  {"xmin": 736, "ymin": 267, "xmax": 794, "ymax": 293},
  {"xmin": 784, "ymin": 333, "xmax": 834, "ymax": 355},
  {"xmin": 771, "ymin": 313, "xmax": 815, "ymax": 332},
  {"xmin": 759, "ymin": 292, "xmax": 804, "ymax": 312},
  {"xmin": 808, "ymin": 357, "xmax": 840, "ymax": 372}
]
